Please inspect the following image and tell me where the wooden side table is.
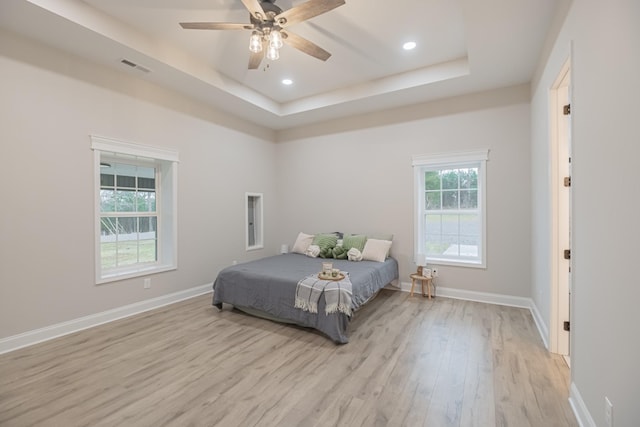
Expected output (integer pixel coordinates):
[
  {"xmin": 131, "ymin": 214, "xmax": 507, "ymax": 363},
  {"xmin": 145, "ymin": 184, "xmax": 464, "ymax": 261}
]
[{"xmin": 410, "ymin": 274, "xmax": 433, "ymax": 299}]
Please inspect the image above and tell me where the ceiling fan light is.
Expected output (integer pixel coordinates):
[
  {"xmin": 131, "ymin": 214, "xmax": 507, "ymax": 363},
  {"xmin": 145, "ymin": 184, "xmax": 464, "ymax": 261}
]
[
  {"xmin": 249, "ymin": 32, "xmax": 263, "ymax": 53},
  {"xmin": 266, "ymin": 44, "xmax": 280, "ymax": 61},
  {"xmin": 270, "ymin": 29, "xmax": 283, "ymax": 49}
]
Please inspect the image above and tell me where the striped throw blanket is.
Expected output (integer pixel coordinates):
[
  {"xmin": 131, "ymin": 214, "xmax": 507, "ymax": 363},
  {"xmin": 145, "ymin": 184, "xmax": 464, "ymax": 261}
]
[{"xmin": 295, "ymin": 273, "xmax": 353, "ymax": 317}]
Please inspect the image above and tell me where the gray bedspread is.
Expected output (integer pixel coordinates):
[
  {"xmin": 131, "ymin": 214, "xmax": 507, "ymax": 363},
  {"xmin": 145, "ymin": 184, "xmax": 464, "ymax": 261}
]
[{"xmin": 212, "ymin": 253, "xmax": 399, "ymax": 343}]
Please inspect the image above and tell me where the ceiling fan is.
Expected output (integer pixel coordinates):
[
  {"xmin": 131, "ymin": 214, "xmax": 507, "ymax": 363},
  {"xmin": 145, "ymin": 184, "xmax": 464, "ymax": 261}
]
[{"xmin": 179, "ymin": 0, "xmax": 345, "ymax": 69}]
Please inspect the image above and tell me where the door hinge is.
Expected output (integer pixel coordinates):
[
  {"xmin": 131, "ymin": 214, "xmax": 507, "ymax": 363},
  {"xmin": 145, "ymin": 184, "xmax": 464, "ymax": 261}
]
[
  {"xmin": 563, "ymin": 104, "xmax": 571, "ymax": 115},
  {"xmin": 563, "ymin": 321, "xmax": 570, "ymax": 331},
  {"xmin": 564, "ymin": 249, "xmax": 571, "ymax": 260},
  {"xmin": 564, "ymin": 176, "xmax": 571, "ymax": 187}
]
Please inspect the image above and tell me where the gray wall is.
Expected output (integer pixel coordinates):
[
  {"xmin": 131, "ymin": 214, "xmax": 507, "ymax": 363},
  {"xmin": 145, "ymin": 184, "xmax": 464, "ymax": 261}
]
[
  {"xmin": 276, "ymin": 86, "xmax": 532, "ymax": 297},
  {"xmin": 0, "ymin": 30, "xmax": 277, "ymax": 338},
  {"xmin": 0, "ymin": 27, "xmax": 533, "ymax": 341},
  {"xmin": 531, "ymin": 0, "xmax": 640, "ymax": 425}
]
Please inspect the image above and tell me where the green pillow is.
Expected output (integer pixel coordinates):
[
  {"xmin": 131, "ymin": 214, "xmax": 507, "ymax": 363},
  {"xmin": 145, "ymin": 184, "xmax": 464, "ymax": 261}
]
[
  {"xmin": 332, "ymin": 245, "xmax": 348, "ymax": 260},
  {"xmin": 342, "ymin": 234, "xmax": 367, "ymax": 252},
  {"xmin": 319, "ymin": 247, "xmax": 334, "ymax": 259},
  {"xmin": 312, "ymin": 233, "xmax": 338, "ymax": 255}
]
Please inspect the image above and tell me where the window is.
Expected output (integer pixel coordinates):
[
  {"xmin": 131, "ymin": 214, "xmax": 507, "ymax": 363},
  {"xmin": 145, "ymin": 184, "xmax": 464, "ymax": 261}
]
[
  {"xmin": 413, "ymin": 150, "xmax": 488, "ymax": 268},
  {"xmin": 245, "ymin": 192, "xmax": 263, "ymax": 250},
  {"xmin": 91, "ymin": 136, "xmax": 178, "ymax": 283}
]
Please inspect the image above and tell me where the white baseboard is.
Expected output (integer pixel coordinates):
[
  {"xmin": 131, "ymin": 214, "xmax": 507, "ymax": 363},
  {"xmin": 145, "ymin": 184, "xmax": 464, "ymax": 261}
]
[
  {"xmin": 435, "ymin": 286, "xmax": 532, "ymax": 308},
  {"xmin": 398, "ymin": 280, "xmax": 532, "ymax": 309},
  {"xmin": 529, "ymin": 299, "xmax": 550, "ymax": 349},
  {"xmin": 569, "ymin": 382, "xmax": 596, "ymax": 427},
  {"xmin": 0, "ymin": 284, "xmax": 213, "ymax": 355}
]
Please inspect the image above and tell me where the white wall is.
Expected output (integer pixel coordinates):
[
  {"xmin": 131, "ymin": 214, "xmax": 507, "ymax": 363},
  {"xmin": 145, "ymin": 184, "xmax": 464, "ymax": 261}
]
[
  {"xmin": 0, "ymin": 30, "xmax": 277, "ymax": 338},
  {"xmin": 276, "ymin": 85, "xmax": 532, "ymax": 297},
  {"xmin": 0, "ymin": 27, "xmax": 533, "ymax": 346},
  {"xmin": 531, "ymin": 0, "xmax": 640, "ymax": 425}
]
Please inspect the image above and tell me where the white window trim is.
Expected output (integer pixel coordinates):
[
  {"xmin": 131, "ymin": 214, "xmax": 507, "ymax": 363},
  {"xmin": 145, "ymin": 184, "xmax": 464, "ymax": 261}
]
[
  {"xmin": 245, "ymin": 192, "xmax": 264, "ymax": 251},
  {"xmin": 91, "ymin": 135, "xmax": 179, "ymax": 284},
  {"xmin": 91, "ymin": 135, "xmax": 179, "ymax": 162},
  {"xmin": 413, "ymin": 149, "xmax": 489, "ymax": 269}
]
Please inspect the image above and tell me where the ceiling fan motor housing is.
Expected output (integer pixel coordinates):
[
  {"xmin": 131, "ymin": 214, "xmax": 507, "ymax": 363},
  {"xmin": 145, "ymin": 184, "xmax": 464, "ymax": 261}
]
[
  {"xmin": 251, "ymin": 1, "xmax": 285, "ymax": 33},
  {"xmin": 254, "ymin": 1, "xmax": 282, "ymax": 20}
]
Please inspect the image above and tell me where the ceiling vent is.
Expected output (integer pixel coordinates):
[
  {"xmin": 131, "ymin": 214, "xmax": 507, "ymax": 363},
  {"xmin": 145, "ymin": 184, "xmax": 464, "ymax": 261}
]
[{"xmin": 119, "ymin": 58, "xmax": 151, "ymax": 73}]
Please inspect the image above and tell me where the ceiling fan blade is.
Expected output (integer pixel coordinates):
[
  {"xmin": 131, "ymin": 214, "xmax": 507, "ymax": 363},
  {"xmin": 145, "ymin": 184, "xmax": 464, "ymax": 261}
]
[
  {"xmin": 180, "ymin": 22, "xmax": 252, "ymax": 30},
  {"xmin": 248, "ymin": 48, "xmax": 265, "ymax": 69},
  {"xmin": 283, "ymin": 31, "xmax": 331, "ymax": 61},
  {"xmin": 275, "ymin": 0, "xmax": 345, "ymax": 27},
  {"xmin": 241, "ymin": 0, "xmax": 267, "ymax": 20}
]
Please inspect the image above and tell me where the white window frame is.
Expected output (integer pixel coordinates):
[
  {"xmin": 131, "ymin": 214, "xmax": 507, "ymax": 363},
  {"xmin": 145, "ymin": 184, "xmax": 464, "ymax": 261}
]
[
  {"xmin": 91, "ymin": 135, "xmax": 178, "ymax": 284},
  {"xmin": 245, "ymin": 192, "xmax": 264, "ymax": 251},
  {"xmin": 413, "ymin": 149, "xmax": 489, "ymax": 268}
]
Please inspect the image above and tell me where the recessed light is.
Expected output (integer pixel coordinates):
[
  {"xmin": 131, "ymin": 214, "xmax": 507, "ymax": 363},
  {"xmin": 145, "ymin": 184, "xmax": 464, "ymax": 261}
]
[
  {"xmin": 403, "ymin": 41, "xmax": 417, "ymax": 50},
  {"xmin": 282, "ymin": 79, "xmax": 293, "ymax": 85}
]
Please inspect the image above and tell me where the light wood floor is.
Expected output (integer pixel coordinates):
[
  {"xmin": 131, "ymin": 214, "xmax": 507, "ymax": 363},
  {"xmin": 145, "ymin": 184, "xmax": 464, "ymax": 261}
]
[{"xmin": 0, "ymin": 290, "xmax": 578, "ymax": 427}]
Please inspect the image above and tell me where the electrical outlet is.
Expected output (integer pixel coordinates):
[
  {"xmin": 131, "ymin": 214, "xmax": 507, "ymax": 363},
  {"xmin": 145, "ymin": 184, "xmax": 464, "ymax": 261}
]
[
  {"xmin": 143, "ymin": 278, "xmax": 151, "ymax": 289},
  {"xmin": 431, "ymin": 268, "xmax": 439, "ymax": 278},
  {"xmin": 605, "ymin": 397, "xmax": 613, "ymax": 427}
]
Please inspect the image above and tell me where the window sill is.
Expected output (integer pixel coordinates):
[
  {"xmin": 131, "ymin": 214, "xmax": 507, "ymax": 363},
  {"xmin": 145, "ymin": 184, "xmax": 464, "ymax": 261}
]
[
  {"xmin": 426, "ymin": 258, "xmax": 486, "ymax": 269},
  {"xmin": 96, "ymin": 264, "xmax": 176, "ymax": 285}
]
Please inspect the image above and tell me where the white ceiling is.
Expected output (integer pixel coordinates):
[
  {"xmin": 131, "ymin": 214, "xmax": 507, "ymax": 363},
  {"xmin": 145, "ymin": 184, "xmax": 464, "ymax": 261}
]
[{"xmin": 0, "ymin": 0, "xmax": 559, "ymax": 130}]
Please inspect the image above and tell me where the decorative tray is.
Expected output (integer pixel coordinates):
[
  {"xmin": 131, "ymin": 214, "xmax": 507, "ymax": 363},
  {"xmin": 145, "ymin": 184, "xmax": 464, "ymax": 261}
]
[{"xmin": 318, "ymin": 272, "xmax": 345, "ymax": 281}]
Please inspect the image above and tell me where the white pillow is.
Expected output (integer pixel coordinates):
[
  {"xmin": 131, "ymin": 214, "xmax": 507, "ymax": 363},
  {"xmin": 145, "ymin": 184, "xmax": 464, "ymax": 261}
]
[
  {"xmin": 292, "ymin": 232, "xmax": 314, "ymax": 254},
  {"xmin": 361, "ymin": 239, "xmax": 392, "ymax": 262},
  {"xmin": 347, "ymin": 248, "xmax": 363, "ymax": 262},
  {"xmin": 305, "ymin": 244, "xmax": 320, "ymax": 258}
]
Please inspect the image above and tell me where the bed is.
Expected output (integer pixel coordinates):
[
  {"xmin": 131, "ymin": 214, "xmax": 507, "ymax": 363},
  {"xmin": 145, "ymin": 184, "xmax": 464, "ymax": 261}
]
[{"xmin": 212, "ymin": 253, "xmax": 399, "ymax": 343}]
